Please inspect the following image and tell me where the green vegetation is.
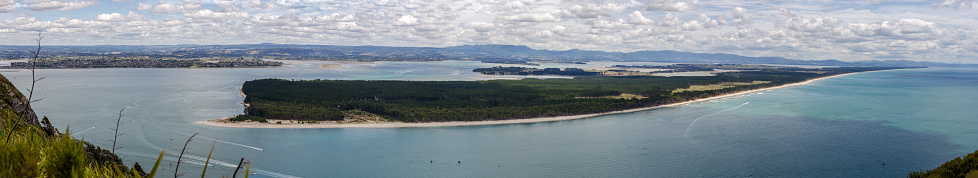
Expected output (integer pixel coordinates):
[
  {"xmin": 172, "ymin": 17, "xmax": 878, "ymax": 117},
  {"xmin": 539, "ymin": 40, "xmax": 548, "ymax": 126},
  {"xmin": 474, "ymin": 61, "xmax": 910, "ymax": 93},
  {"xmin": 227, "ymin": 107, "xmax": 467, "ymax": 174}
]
[
  {"xmin": 1, "ymin": 101, "xmax": 144, "ymax": 177},
  {"xmin": 238, "ymin": 66, "xmax": 907, "ymax": 122},
  {"xmin": 673, "ymin": 81, "xmax": 772, "ymax": 93},
  {"xmin": 910, "ymin": 150, "xmax": 978, "ymax": 178},
  {"xmin": 229, "ymin": 114, "xmax": 269, "ymax": 123}
]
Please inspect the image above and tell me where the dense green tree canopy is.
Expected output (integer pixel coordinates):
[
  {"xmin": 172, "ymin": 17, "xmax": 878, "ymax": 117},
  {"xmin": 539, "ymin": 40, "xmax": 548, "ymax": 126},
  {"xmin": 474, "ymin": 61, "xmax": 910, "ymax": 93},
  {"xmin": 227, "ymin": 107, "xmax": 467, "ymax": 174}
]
[{"xmin": 236, "ymin": 67, "xmax": 904, "ymax": 122}]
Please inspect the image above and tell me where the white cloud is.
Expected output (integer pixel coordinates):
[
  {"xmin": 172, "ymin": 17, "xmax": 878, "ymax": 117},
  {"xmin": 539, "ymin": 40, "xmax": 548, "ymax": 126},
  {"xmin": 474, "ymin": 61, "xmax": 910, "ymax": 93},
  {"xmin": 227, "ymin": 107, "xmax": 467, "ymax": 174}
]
[
  {"xmin": 0, "ymin": 0, "xmax": 977, "ymax": 63},
  {"xmin": 732, "ymin": 7, "xmax": 751, "ymax": 27},
  {"xmin": 846, "ymin": 19, "xmax": 945, "ymax": 39},
  {"xmin": 656, "ymin": 13, "xmax": 681, "ymax": 28},
  {"xmin": 183, "ymin": 9, "xmax": 249, "ymax": 20},
  {"xmin": 565, "ymin": 3, "xmax": 626, "ymax": 19},
  {"xmin": 96, "ymin": 13, "xmax": 126, "ymax": 21},
  {"xmin": 250, "ymin": 15, "xmax": 292, "ymax": 26},
  {"xmin": 27, "ymin": 0, "xmax": 98, "ymax": 11},
  {"xmin": 500, "ymin": 13, "xmax": 559, "ymax": 22},
  {"xmin": 396, "ymin": 15, "xmax": 418, "ymax": 25},
  {"xmin": 778, "ymin": 16, "xmax": 840, "ymax": 33},
  {"xmin": 932, "ymin": 0, "xmax": 974, "ymax": 9},
  {"xmin": 214, "ymin": 0, "xmax": 240, "ymax": 11},
  {"xmin": 153, "ymin": 2, "xmax": 200, "ymax": 14},
  {"xmin": 627, "ymin": 11, "xmax": 654, "ymax": 25},
  {"xmin": 0, "ymin": 0, "xmax": 15, "ymax": 13},
  {"xmin": 460, "ymin": 22, "xmax": 496, "ymax": 32},
  {"xmin": 645, "ymin": 0, "xmax": 699, "ymax": 12},
  {"xmin": 126, "ymin": 11, "xmax": 147, "ymax": 21},
  {"xmin": 136, "ymin": 3, "xmax": 153, "ymax": 11}
]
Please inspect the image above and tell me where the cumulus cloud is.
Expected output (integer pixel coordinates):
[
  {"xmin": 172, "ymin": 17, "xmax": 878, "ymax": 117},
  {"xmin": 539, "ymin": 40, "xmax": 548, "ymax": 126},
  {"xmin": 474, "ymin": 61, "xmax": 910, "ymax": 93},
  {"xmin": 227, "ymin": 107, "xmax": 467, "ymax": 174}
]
[
  {"xmin": 96, "ymin": 13, "xmax": 127, "ymax": 21},
  {"xmin": 932, "ymin": 0, "xmax": 974, "ymax": 9},
  {"xmin": 732, "ymin": 7, "xmax": 751, "ymax": 27},
  {"xmin": 565, "ymin": 3, "xmax": 626, "ymax": 19},
  {"xmin": 656, "ymin": 13, "xmax": 681, "ymax": 28},
  {"xmin": 213, "ymin": 0, "xmax": 241, "ymax": 11},
  {"xmin": 396, "ymin": 15, "xmax": 418, "ymax": 25},
  {"xmin": 846, "ymin": 19, "xmax": 945, "ymax": 39},
  {"xmin": 645, "ymin": 0, "xmax": 699, "ymax": 12},
  {"xmin": 627, "ymin": 11, "xmax": 654, "ymax": 25},
  {"xmin": 778, "ymin": 16, "xmax": 840, "ymax": 33},
  {"xmin": 500, "ymin": 13, "xmax": 559, "ymax": 22},
  {"xmin": 0, "ymin": 0, "xmax": 977, "ymax": 63},
  {"xmin": 0, "ymin": 0, "xmax": 15, "ymax": 13},
  {"xmin": 460, "ymin": 22, "xmax": 496, "ymax": 32},
  {"xmin": 135, "ymin": 3, "xmax": 153, "ymax": 11},
  {"xmin": 250, "ymin": 15, "xmax": 293, "ymax": 26},
  {"xmin": 153, "ymin": 2, "xmax": 200, "ymax": 14},
  {"xmin": 183, "ymin": 9, "xmax": 249, "ymax": 20},
  {"xmin": 779, "ymin": 7, "xmax": 796, "ymax": 18},
  {"xmin": 27, "ymin": 0, "xmax": 98, "ymax": 11}
]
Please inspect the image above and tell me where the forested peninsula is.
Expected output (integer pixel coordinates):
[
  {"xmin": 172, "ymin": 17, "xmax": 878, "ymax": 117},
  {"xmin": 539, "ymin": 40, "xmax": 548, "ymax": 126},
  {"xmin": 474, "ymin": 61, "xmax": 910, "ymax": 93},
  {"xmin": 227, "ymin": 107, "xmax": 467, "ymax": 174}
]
[{"xmin": 222, "ymin": 65, "xmax": 910, "ymax": 124}]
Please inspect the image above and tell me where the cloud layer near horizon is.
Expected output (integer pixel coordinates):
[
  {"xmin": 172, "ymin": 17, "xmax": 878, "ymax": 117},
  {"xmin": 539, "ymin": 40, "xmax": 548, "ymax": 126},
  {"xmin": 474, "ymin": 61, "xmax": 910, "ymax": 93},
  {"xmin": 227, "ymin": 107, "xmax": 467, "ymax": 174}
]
[{"xmin": 0, "ymin": 0, "xmax": 977, "ymax": 63}]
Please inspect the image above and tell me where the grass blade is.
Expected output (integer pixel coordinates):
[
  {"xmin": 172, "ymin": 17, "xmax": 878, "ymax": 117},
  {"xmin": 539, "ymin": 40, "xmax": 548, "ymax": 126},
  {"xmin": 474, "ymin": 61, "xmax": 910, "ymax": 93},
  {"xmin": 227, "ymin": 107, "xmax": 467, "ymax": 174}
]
[
  {"xmin": 133, "ymin": 167, "xmax": 142, "ymax": 178},
  {"xmin": 201, "ymin": 138, "xmax": 216, "ymax": 178},
  {"xmin": 244, "ymin": 161, "xmax": 250, "ymax": 178},
  {"xmin": 148, "ymin": 149, "xmax": 165, "ymax": 178}
]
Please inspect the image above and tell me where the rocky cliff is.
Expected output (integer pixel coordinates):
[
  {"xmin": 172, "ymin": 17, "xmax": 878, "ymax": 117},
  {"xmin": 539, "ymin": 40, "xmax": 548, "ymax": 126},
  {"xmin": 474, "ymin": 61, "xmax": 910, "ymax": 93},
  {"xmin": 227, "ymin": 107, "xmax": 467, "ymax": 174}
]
[{"xmin": 0, "ymin": 72, "xmax": 38, "ymax": 126}]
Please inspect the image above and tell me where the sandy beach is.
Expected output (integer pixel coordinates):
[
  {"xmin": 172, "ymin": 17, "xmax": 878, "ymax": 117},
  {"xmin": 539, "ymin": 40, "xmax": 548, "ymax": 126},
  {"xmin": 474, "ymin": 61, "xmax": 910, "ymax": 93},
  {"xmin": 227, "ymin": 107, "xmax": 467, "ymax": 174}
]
[{"xmin": 195, "ymin": 70, "xmax": 882, "ymax": 129}]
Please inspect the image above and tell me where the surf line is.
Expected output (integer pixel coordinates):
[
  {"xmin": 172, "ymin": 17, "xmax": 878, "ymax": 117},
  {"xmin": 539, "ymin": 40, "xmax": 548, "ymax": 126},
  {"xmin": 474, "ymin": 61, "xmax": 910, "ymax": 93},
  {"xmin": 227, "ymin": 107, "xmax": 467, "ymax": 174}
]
[{"xmin": 683, "ymin": 102, "xmax": 749, "ymax": 139}]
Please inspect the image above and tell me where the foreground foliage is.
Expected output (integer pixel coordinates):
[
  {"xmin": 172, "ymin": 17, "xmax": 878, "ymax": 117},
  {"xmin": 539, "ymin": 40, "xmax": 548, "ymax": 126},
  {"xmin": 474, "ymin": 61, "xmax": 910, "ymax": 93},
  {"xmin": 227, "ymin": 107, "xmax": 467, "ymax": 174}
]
[
  {"xmin": 0, "ymin": 113, "xmax": 144, "ymax": 177},
  {"xmin": 910, "ymin": 150, "xmax": 978, "ymax": 178},
  {"xmin": 238, "ymin": 66, "xmax": 906, "ymax": 122},
  {"xmin": 2, "ymin": 72, "xmax": 249, "ymax": 177}
]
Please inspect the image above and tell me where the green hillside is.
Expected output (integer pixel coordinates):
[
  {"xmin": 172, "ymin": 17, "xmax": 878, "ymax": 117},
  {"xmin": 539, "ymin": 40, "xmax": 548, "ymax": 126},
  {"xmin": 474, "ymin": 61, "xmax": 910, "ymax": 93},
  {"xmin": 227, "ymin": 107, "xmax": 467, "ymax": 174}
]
[
  {"xmin": 910, "ymin": 150, "xmax": 978, "ymax": 178},
  {"xmin": 1, "ymin": 73, "xmax": 144, "ymax": 177}
]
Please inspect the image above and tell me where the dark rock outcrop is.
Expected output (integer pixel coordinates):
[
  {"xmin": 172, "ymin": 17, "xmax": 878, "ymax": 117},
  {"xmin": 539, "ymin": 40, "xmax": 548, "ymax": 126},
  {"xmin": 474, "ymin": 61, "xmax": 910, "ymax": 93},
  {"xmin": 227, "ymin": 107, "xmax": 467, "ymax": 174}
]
[{"xmin": 0, "ymin": 72, "xmax": 39, "ymax": 126}]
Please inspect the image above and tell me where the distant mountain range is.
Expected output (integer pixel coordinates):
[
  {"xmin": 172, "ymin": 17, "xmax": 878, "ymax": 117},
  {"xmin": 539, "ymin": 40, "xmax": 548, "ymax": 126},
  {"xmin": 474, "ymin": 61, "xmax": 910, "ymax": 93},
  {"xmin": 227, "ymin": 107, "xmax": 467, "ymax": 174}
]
[{"xmin": 1, "ymin": 44, "xmax": 972, "ymax": 67}]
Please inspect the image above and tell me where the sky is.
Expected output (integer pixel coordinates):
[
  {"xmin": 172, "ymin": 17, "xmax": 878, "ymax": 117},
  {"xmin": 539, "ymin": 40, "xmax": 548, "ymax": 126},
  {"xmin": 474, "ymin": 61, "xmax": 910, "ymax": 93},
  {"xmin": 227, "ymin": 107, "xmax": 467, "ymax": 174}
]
[{"xmin": 0, "ymin": 0, "xmax": 976, "ymax": 63}]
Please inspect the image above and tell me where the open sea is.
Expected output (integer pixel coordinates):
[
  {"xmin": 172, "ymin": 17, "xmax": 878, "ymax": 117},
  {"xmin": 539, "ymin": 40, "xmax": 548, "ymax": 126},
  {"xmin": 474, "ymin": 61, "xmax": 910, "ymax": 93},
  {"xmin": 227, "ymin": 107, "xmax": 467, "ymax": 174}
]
[{"xmin": 2, "ymin": 61, "xmax": 976, "ymax": 177}]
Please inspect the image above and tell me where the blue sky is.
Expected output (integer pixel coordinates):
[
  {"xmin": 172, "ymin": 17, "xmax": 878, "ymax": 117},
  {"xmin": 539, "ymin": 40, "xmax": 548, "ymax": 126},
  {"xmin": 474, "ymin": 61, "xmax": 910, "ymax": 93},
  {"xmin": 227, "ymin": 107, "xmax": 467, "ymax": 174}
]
[{"xmin": 0, "ymin": 0, "xmax": 976, "ymax": 63}]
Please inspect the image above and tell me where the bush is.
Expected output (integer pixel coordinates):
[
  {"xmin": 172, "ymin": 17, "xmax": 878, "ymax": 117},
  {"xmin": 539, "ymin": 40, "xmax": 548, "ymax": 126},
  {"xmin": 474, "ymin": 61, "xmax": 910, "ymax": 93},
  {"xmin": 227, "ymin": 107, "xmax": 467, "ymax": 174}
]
[
  {"xmin": 910, "ymin": 150, "xmax": 978, "ymax": 178},
  {"xmin": 228, "ymin": 114, "xmax": 268, "ymax": 123}
]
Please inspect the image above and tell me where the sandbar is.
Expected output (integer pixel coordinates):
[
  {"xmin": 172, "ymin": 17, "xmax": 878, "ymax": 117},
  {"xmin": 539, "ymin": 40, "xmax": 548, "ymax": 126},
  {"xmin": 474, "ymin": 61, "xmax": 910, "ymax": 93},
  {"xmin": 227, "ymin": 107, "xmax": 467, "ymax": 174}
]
[{"xmin": 195, "ymin": 70, "xmax": 893, "ymax": 129}]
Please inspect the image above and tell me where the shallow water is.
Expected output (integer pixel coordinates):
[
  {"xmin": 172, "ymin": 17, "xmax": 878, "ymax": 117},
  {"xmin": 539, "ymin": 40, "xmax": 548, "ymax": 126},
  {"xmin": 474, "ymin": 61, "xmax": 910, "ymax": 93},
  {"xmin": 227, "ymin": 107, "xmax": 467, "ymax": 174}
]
[{"xmin": 2, "ymin": 62, "xmax": 974, "ymax": 177}]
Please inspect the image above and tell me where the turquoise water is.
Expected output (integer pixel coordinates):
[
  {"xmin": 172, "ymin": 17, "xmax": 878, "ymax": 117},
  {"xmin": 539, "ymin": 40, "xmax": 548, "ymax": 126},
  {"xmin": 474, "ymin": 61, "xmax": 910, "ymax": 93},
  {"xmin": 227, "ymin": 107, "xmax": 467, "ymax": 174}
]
[{"xmin": 1, "ymin": 62, "xmax": 974, "ymax": 177}]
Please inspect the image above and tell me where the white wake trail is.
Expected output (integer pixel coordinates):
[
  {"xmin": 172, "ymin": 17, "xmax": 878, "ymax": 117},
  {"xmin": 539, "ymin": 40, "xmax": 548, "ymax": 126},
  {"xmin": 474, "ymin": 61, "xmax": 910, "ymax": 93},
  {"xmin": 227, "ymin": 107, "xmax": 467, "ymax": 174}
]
[
  {"xmin": 71, "ymin": 126, "xmax": 97, "ymax": 135},
  {"xmin": 197, "ymin": 135, "xmax": 265, "ymax": 151},
  {"xmin": 684, "ymin": 102, "xmax": 749, "ymax": 139}
]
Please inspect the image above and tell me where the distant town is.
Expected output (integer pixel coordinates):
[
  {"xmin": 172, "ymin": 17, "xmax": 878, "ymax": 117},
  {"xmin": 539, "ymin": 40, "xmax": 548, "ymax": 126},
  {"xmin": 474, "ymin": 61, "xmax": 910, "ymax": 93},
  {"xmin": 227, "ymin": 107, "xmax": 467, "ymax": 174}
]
[
  {"xmin": 0, "ymin": 44, "xmax": 968, "ymax": 68},
  {"xmin": 0, "ymin": 57, "xmax": 282, "ymax": 69}
]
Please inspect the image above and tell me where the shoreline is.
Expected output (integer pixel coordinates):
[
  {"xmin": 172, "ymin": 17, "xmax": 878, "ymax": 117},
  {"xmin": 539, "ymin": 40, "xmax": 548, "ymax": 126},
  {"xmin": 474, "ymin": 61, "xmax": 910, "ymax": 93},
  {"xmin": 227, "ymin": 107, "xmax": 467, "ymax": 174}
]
[{"xmin": 194, "ymin": 70, "xmax": 884, "ymax": 129}]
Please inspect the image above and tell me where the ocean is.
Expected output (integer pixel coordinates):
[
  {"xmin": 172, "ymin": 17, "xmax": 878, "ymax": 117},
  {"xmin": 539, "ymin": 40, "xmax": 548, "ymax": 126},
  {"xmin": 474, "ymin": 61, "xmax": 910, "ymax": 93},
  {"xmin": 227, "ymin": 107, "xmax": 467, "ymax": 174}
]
[{"xmin": 2, "ymin": 61, "xmax": 974, "ymax": 177}]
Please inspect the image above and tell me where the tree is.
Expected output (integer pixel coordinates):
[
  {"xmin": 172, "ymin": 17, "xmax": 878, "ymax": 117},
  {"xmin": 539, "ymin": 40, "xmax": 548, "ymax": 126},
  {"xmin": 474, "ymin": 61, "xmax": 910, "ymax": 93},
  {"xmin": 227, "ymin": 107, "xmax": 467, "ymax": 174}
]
[{"xmin": 5, "ymin": 32, "xmax": 44, "ymax": 143}]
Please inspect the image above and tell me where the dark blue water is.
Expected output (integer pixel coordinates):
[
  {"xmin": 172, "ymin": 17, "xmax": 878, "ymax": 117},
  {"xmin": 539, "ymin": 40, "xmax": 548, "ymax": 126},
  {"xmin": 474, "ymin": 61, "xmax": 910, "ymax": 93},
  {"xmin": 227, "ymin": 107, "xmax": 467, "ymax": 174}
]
[{"xmin": 1, "ymin": 62, "xmax": 973, "ymax": 177}]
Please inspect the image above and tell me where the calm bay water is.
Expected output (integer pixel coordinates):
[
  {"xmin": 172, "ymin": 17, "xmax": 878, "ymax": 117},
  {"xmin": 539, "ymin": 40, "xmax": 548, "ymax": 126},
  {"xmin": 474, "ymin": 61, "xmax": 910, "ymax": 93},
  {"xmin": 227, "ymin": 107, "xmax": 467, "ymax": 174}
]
[{"xmin": 1, "ymin": 61, "xmax": 975, "ymax": 177}]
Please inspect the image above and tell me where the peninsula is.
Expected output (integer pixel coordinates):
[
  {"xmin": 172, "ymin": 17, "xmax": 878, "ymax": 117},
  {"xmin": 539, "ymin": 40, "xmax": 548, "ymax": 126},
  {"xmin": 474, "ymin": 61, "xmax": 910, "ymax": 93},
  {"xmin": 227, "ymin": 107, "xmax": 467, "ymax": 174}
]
[{"xmin": 197, "ymin": 65, "xmax": 912, "ymax": 128}]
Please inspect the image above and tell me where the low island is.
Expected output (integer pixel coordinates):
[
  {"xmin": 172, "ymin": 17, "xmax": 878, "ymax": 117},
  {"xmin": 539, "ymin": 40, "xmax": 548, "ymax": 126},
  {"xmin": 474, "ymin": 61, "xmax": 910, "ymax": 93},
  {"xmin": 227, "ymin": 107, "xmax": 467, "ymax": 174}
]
[{"xmin": 197, "ymin": 65, "xmax": 913, "ymax": 128}]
